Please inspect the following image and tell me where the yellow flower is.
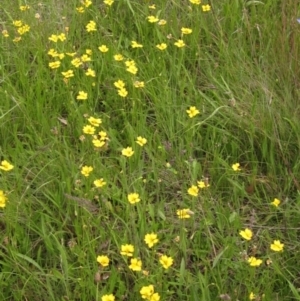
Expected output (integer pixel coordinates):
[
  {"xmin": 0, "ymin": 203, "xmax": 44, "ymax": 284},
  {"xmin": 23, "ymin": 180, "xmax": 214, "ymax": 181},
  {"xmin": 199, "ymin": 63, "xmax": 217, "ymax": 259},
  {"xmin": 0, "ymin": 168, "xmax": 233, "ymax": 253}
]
[
  {"xmin": 97, "ymin": 255, "xmax": 110, "ymax": 267},
  {"xmin": 189, "ymin": 0, "xmax": 201, "ymax": 4},
  {"xmin": 86, "ymin": 20, "xmax": 97, "ymax": 32},
  {"xmin": 20, "ymin": 5, "xmax": 30, "ymax": 11},
  {"xmin": 158, "ymin": 19, "xmax": 167, "ymax": 26},
  {"xmin": 202, "ymin": 4, "xmax": 211, "ymax": 11},
  {"xmin": 88, "ymin": 117, "xmax": 102, "ymax": 127},
  {"xmin": 156, "ymin": 43, "xmax": 167, "ymax": 50},
  {"xmin": 48, "ymin": 50, "xmax": 59, "ymax": 58},
  {"xmin": 127, "ymin": 193, "xmax": 140, "ymax": 204},
  {"xmin": 81, "ymin": 54, "xmax": 91, "ymax": 62},
  {"xmin": 49, "ymin": 61, "xmax": 61, "ymax": 69},
  {"xmin": 13, "ymin": 20, "xmax": 23, "ymax": 27},
  {"xmin": 85, "ymin": 68, "xmax": 96, "ymax": 77},
  {"xmin": 271, "ymin": 198, "xmax": 280, "ymax": 207},
  {"xmin": 0, "ymin": 190, "xmax": 8, "ymax": 208},
  {"xmin": 186, "ymin": 106, "xmax": 200, "ymax": 118},
  {"xmin": 94, "ymin": 178, "xmax": 107, "ymax": 188},
  {"xmin": 0, "ymin": 160, "xmax": 14, "ymax": 171},
  {"xmin": 147, "ymin": 15, "xmax": 159, "ymax": 23},
  {"xmin": 187, "ymin": 185, "xmax": 199, "ymax": 196},
  {"xmin": 99, "ymin": 45, "xmax": 109, "ymax": 52},
  {"xmin": 101, "ymin": 294, "xmax": 115, "ymax": 301},
  {"xmin": 81, "ymin": 165, "xmax": 93, "ymax": 177},
  {"xmin": 13, "ymin": 37, "xmax": 22, "ymax": 43},
  {"xmin": 270, "ymin": 240, "xmax": 284, "ymax": 252},
  {"xmin": 131, "ymin": 41, "xmax": 143, "ymax": 48},
  {"xmin": 61, "ymin": 70, "xmax": 74, "ymax": 78},
  {"xmin": 117, "ymin": 88, "xmax": 128, "ymax": 97},
  {"xmin": 76, "ymin": 6, "xmax": 85, "ymax": 13},
  {"xmin": 129, "ymin": 258, "xmax": 142, "ymax": 271},
  {"xmin": 159, "ymin": 255, "xmax": 173, "ymax": 269},
  {"xmin": 120, "ymin": 244, "xmax": 134, "ymax": 256},
  {"xmin": 57, "ymin": 33, "xmax": 66, "ymax": 41},
  {"xmin": 122, "ymin": 147, "xmax": 134, "ymax": 157},
  {"xmin": 83, "ymin": 125, "xmax": 95, "ymax": 135},
  {"xmin": 197, "ymin": 180, "xmax": 210, "ymax": 188},
  {"xmin": 134, "ymin": 81, "xmax": 145, "ymax": 88},
  {"xmin": 140, "ymin": 285, "xmax": 154, "ymax": 300},
  {"xmin": 149, "ymin": 4, "xmax": 156, "ymax": 9},
  {"xmin": 142, "ymin": 270, "xmax": 149, "ymax": 276},
  {"xmin": 114, "ymin": 80, "xmax": 125, "ymax": 89},
  {"xmin": 249, "ymin": 292, "xmax": 256, "ymax": 300},
  {"xmin": 125, "ymin": 60, "xmax": 136, "ymax": 67},
  {"xmin": 93, "ymin": 139, "xmax": 106, "ymax": 148},
  {"xmin": 48, "ymin": 49, "xmax": 57, "ymax": 57},
  {"xmin": 114, "ymin": 54, "xmax": 124, "ymax": 61},
  {"xmin": 2, "ymin": 30, "xmax": 9, "ymax": 38},
  {"xmin": 77, "ymin": 91, "xmax": 88, "ymax": 100},
  {"xmin": 71, "ymin": 58, "xmax": 82, "ymax": 68},
  {"xmin": 136, "ymin": 136, "xmax": 147, "ymax": 146},
  {"xmin": 174, "ymin": 39, "xmax": 185, "ymax": 48},
  {"xmin": 232, "ymin": 163, "xmax": 241, "ymax": 171},
  {"xmin": 126, "ymin": 65, "xmax": 138, "ymax": 74},
  {"xmin": 181, "ymin": 27, "xmax": 193, "ymax": 35},
  {"xmin": 99, "ymin": 131, "xmax": 108, "ymax": 140},
  {"xmin": 144, "ymin": 233, "xmax": 159, "ymax": 248},
  {"xmin": 239, "ymin": 228, "xmax": 253, "ymax": 241},
  {"xmin": 83, "ymin": 0, "xmax": 92, "ymax": 7},
  {"xmin": 57, "ymin": 53, "xmax": 65, "ymax": 60},
  {"xmin": 17, "ymin": 24, "xmax": 30, "ymax": 35},
  {"xmin": 104, "ymin": 0, "xmax": 114, "ymax": 6},
  {"xmin": 177, "ymin": 208, "xmax": 193, "ymax": 219},
  {"xmin": 150, "ymin": 293, "xmax": 160, "ymax": 301},
  {"xmin": 248, "ymin": 256, "xmax": 263, "ymax": 267}
]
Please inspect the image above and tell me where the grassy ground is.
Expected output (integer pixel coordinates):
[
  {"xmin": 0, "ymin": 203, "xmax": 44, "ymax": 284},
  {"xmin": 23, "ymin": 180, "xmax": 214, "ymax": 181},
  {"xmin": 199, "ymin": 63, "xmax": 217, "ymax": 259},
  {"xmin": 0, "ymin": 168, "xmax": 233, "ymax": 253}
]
[{"xmin": 1, "ymin": 0, "xmax": 300, "ymax": 300}]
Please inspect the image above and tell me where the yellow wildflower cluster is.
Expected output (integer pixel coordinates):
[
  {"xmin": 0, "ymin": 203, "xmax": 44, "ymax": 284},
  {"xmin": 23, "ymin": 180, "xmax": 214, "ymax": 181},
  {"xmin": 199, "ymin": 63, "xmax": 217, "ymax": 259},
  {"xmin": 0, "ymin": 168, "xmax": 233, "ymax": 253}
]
[
  {"xmin": 114, "ymin": 79, "xmax": 128, "ymax": 97},
  {"xmin": 2, "ymin": 1, "xmax": 291, "ymax": 300},
  {"xmin": 0, "ymin": 160, "xmax": 13, "ymax": 208},
  {"xmin": 239, "ymin": 228, "xmax": 284, "ymax": 267},
  {"xmin": 86, "ymin": 20, "xmax": 97, "ymax": 32}
]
